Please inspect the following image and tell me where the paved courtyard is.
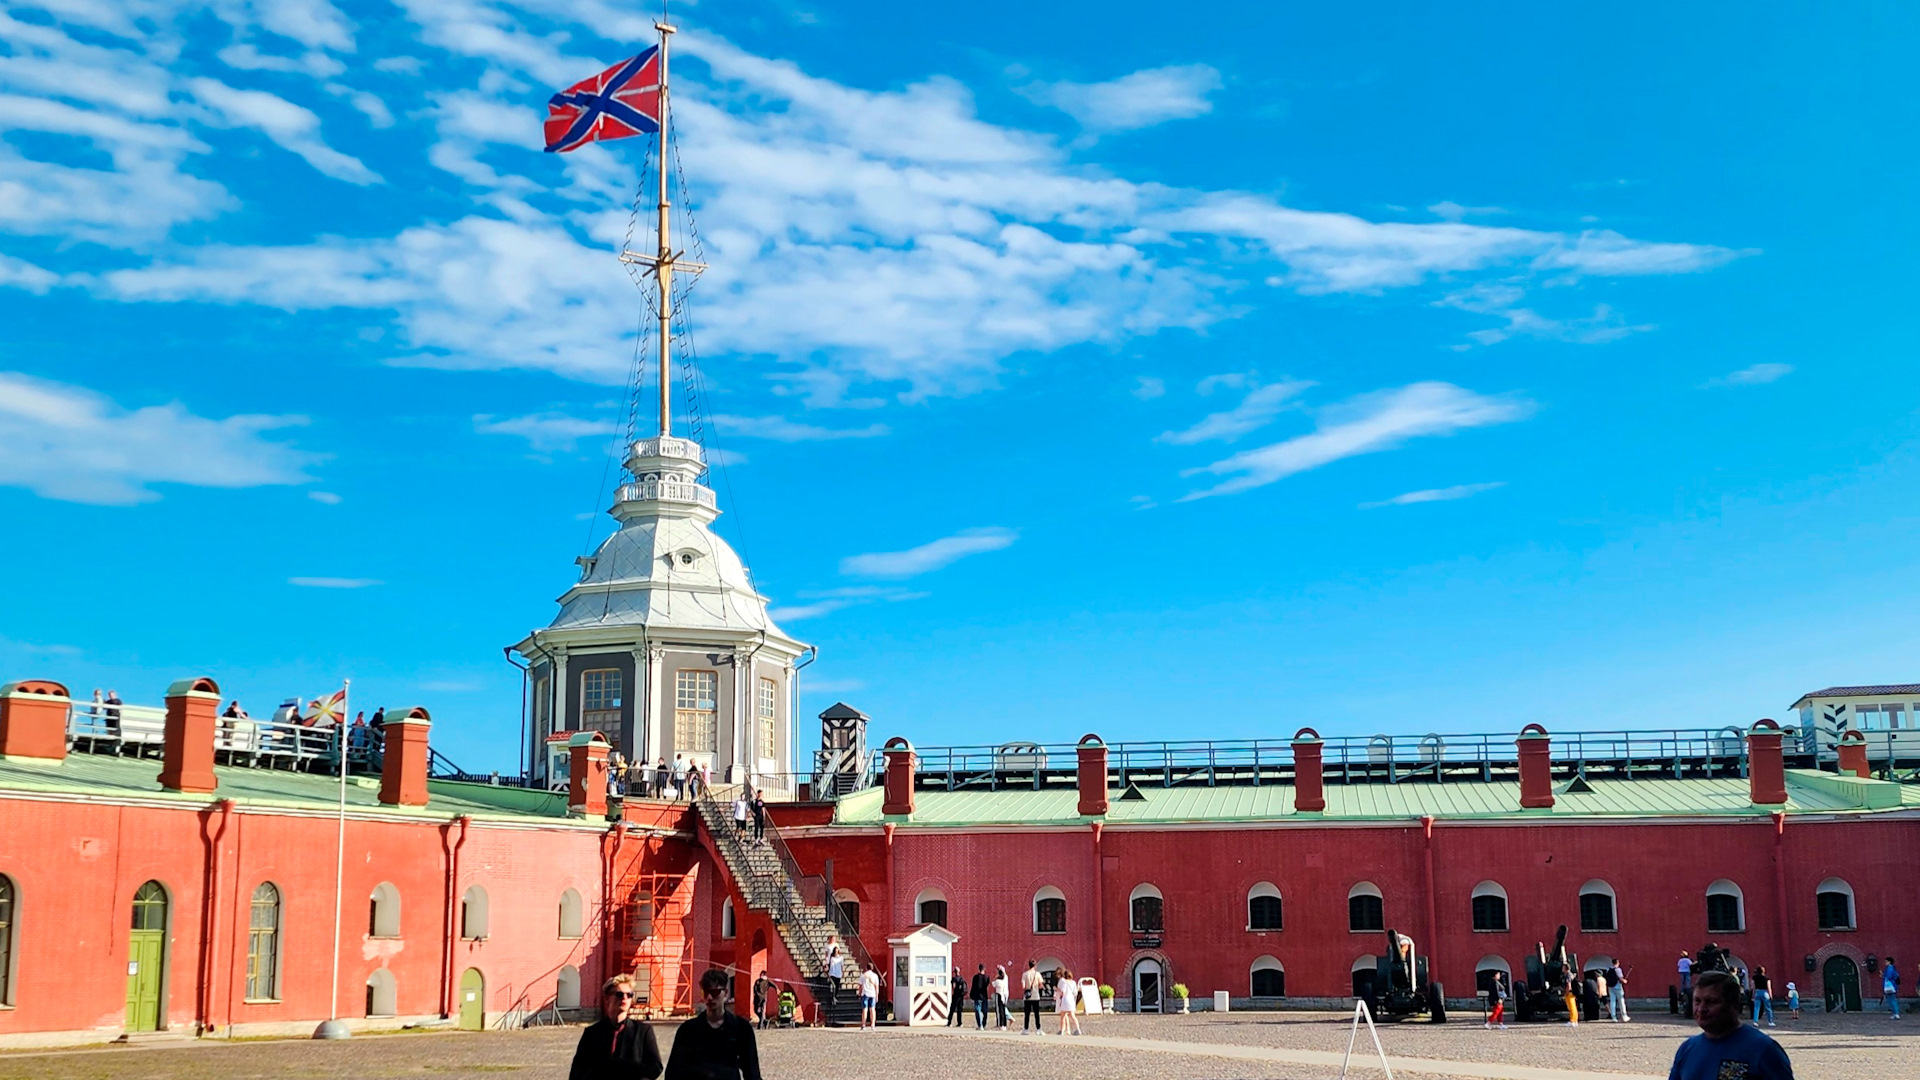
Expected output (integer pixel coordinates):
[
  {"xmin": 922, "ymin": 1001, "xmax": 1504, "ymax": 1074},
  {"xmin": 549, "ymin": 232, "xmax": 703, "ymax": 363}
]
[{"xmin": 0, "ymin": 1009, "xmax": 1910, "ymax": 1080}]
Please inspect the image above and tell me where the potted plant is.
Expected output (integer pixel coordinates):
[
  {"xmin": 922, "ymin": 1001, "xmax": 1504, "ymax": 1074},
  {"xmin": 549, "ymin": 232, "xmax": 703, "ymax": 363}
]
[
  {"xmin": 1171, "ymin": 982, "xmax": 1191, "ymax": 1013},
  {"xmin": 1099, "ymin": 984, "xmax": 1116, "ymax": 1008}
]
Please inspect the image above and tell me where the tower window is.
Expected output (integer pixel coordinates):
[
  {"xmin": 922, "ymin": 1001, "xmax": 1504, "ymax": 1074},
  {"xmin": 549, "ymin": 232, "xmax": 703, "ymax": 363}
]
[
  {"xmin": 581, "ymin": 669, "xmax": 622, "ymax": 747},
  {"xmin": 675, "ymin": 670, "xmax": 718, "ymax": 752},
  {"xmin": 757, "ymin": 678, "xmax": 778, "ymax": 760}
]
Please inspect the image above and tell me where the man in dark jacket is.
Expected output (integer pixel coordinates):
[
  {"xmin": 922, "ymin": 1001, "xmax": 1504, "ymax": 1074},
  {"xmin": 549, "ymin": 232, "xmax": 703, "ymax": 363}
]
[
  {"xmin": 948, "ymin": 968, "xmax": 965, "ymax": 1027},
  {"xmin": 570, "ymin": 974, "xmax": 662, "ymax": 1080},
  {"xmin": 667, "ymin": 968, "xmax": 760, "ymax": 1080},
  {"xmin": 970, "ymin": 964, "xmax": 991, "ymax": 1029}
]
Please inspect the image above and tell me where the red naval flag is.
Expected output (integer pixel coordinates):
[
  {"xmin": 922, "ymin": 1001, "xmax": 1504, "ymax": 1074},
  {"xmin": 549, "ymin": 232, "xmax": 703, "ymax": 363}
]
[{"xmin": 544, "ymin": 48, "xmax": 662, "ymax": 153}]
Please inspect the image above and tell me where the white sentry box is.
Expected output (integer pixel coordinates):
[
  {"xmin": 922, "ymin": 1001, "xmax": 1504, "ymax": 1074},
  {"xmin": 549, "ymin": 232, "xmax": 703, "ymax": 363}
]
[{"xmin": 889, "ymin": 923, "xmax": 960, "ymax": 1026}]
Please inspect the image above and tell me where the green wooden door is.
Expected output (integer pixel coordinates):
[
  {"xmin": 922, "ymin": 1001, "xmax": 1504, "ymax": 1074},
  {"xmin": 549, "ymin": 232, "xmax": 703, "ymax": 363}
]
[
  {"xmin": 458, "ymin": 968, "xmax": 485, "ymax": 1030},
  {"xmin": 125, "ymin": 881, "xmax": 168, "ymax": 1032}
]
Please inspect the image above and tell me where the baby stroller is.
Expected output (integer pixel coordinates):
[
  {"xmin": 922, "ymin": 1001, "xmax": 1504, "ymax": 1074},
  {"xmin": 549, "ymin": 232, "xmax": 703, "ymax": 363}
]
[{"xmin": 774, "ymin": 990, "xmax": 798, "ymax": 1028}]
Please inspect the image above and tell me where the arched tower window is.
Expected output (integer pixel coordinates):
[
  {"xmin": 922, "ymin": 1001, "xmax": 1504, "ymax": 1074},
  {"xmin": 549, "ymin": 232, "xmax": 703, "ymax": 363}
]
[
  {"xmin": 462, "ymin": 886, "xmax": 490, "ymax": 940},
  {"xmin": 1471, "ymin": 881, "xmax": 1509, "ymax": 933},
  {"xmin": 1033, "ymin": 887, "xmax": 1066, "ymax": 934},
  {"xmin": 370, "ymin": 882, "xmax": 401, "ymax": 938},
  {"xmin": 1815, "ymin": 877, "xmax": 1856, "ymax": 931},
  {"xmin": 1250, "ymin": 955, "xmax": 1285, "ymax": 997},
  {"xmin": 1129, "ymin": 883, "xmax": 1164, "ymax": 933},
  {"xmin": 366, "ymin": 968, "xmax": 397, "ymax": 1017},
  {"xmin": 1578, "ymin": 880, "xmax": 1617, "ymax": 933},
  {"xmin": 1247, "ymin": 882, "xmax": 1283, "ymax": 931},
  {"xmin": 1706, "ymin": 880, "xmax": 1744, "ymax": 933},
  {"xmin": 915, "ymin": 888, "xmax": 948, "ymax": 928},
  {"xmin": 246, "ymin": 883, "xmax": 282, "ymax": 1001},
  {"xmin": 559, "ymin": 888, "xmax": 584, "ymax": 939}
]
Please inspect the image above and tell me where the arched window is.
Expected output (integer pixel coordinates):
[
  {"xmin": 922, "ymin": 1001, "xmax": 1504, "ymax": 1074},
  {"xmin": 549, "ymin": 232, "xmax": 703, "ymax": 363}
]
[
  {"xmin": 365, "ymin": 968, "xmax": 396, "ymax": 1017},
  {"xmin": 914, "ymin": 888, "xmax": 947, "ymax": 928},
  {"xmin": 1129, "ymin": 884, "xmax": 1164, "ymax": 933},
  {"xmin": 1475, "ymin": 954, "xmax": 1511, "ymax": 994},
  {"xmin": 1348, "ymin": 882, "xmax": 1384, "ymax": 933},
  {"xmin": 1470, "ymin": 881, "xmax": 1508, "ymax": 933},
  {"xmin": 370, "ymin": 882, "xmax": 400, "ymax": 938},
  {"xmin": 1033, "ymin": 886, "xmax": 1066, "ymax": 934},
  {"xmin": 558, "ymin": 888, "xmax": 583, "ymax": 939},
  {"xmin": 246, "ymin": 882, "xmax": 281, "ymax": 1000},
  {"xmin": 1250, "ymin": 955, "xmax": 1285, "ymax": 997},
  {"xmin": 1583, "ymin": 954, "xmax": 1616, "ymax": 973},
  {"xmin": 721, "ymin": 897, "xmax": 736, "ymax": 939},
  {"xmin": 461, "ymin": 885, "xmax": 490, "ymax": 940},
  {"xmin": 833, "ymin": 888, "xmax": 861, "ymax": 933},
  {"xmin": 1578, "ymin": 880, "xmax": 1617, "ymax": 933},
  {"xmin": 1247, "ymin": 882, "xmax": 1283, "ymax": 931},
  {"xmin": 557, "ymin": 965, "xmax": 581, "ymax": 1010},
  {"xmin": 0, "ymin": 873, "xmax": 14, "ymax": 1006},
  {"xmin": 1351, "ymin": 954, "xmax": 1379, "ymax": 997},
  {"xmin": 1706, "ymin": 880, "xmax": 1744, "ymax": 933},
  {"xmin": 1815, "ymin": 877, "xmax": 1856, "ymax": 931}
]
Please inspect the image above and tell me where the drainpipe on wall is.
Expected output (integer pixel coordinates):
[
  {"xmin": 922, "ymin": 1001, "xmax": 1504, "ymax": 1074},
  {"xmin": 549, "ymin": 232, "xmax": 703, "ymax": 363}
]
[
  {"xmin": 441, "ymin": 815, "xmax": 472, "ymax": 1018},
  {"xmin": 1772, "ymin": 812, "xmax": 1790, "ymax": 982},
  {"xmin": 1091, "ymin": 821, "xmax": 1105, "ymax": 985},
  {"xmin": 197, "ymin": 799, "xmax": 236, "ymax": 1034},
  {"xmin": 882, "ymin": 823, "xmax": 896, "ymax": 932},
  {"xmin": 601, "ymin": 821, "xmax": 627, "ymax": 985},
  {"xmin": 1421, "ymin": 815, "xmax": 1438, "ymax": 981}
]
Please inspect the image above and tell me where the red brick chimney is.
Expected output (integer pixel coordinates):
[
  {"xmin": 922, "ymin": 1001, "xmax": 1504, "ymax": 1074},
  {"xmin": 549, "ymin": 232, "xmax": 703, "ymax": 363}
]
[
  {"xmin": 159, "ymin": 677, "xmax": 220, "ymax": 793},
  {"xmin": 1835, "ymin": 730, "xmax": 1870, "ymax": 779},
  {"xmin": 378, "ymin": 707, "xmax": 433, "ymax": 807},
  {"xmin": 1517, "ymin": 723, "xmax": 1554, "ymax": 810},
  {"xmin": 881, "ymin": 736, "xmax": 915, "ymax": 817},
  {"xmin": 567, "ymin": 731, "xmax": 610, "ymax": 817},
  {"xmin": 1747, "ymin": 719, "xmax": 1787, "ymax": 805},
  {"xmin": 0, "ymin": 679, "xmax": 70, "ymax": 763},
  {"xmin": 1076, "ymin": 734, "xmax": 1109, "ymax": 816},
  {"xmin": 1291, "ymin": 728, "xmax": 1326, "ymax": 813}
]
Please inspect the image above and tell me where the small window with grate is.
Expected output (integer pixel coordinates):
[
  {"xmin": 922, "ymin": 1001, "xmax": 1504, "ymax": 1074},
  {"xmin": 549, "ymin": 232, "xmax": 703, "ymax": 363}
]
[{"xmin": 1349, "ymin": 894, "xmax": 1384, "ymax": 933}]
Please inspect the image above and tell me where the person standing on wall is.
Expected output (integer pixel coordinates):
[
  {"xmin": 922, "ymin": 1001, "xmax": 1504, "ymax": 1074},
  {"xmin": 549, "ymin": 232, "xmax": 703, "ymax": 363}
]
[
  {"xmin": 751, "ymin": 789, "xmax": 767, "ymax": 842},
  {"xmin": 666, "ymin": 968, "xmax": 761, "ymax": 1080},
  {"xmin": 570, "ymin": 974, "xmax": 663, "ymax": 1080},
  {"xmin": 1020, "ymin": 960, "xmax": 1044, "ymax": 1034},
  {"xmin": 733, "ymin": 789, "xmax": 750, "ymax": 835},
  {"xmin": 673, "ymin": 755, "xmax": 689, "ymax": 800},
  {"xmin": 1668, "ymin": 971, "xmax": 1793, "ymax": 1080}
]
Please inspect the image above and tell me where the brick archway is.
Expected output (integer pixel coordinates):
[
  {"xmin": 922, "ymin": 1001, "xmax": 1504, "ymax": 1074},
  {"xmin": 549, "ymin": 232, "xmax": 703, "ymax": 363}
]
[{"xmin": 1121, "ymin": 948, "xmax": 1172, "ymax": 1012}]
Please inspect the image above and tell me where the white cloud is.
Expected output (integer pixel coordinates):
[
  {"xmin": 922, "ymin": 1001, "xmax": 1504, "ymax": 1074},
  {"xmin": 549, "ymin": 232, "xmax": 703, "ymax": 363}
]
[
  {"xmin": 326, "ymin": 82, "xmax": 395, "ymax": 128},
  {"xmin": 798, "ymin": 677, "xmax": 866, "ymax": 694},
  {"xmin": 1360, "ymin": 481, "xmax": 1506, "ymax": 509},
  {"xmin": 0, "ymin": 254, "xmax": 57, "ymax": 293},
  {"xmin": 840, "ymin": 527, "xmax": 1019, "ymax": 579},
  {"xmin": 0, "ymin": 371, "xmax": 315, "ymax": 505},
  {"xmin": 288, "ymin": 576, "xmax": 381, "ymax": 588},
  {"xmin": 1131, "ymin": 376, "xmax": 1165, "ymax": 400},
  {"xmin": 1179, "ymin": 382, "xmax": 1532, "ymax": 500},
  {"xmin": 1702, "ymin": 362, "xmax": 1793, "ymax": 388},
  {"xmin": 770, "ymin": 585, "xmax": 927, "ymax": 621},
  {"xmin": 1021, "ymin": 64, "xmax": 1223, "ymax": 132},
  {"xmin": 308, "ymin": 489, "xmax": 342, "ymax": 504},
  {"xmin": 1439, "ymin": 281, "xmax": 1651, "ymax": 347},
  {"xmin": 1429, "ymin": 201, "xmax": 1506, "ymax": 222},
  {"xmin": 1158, "ymin": 380, "xmax": 1311, "ymax": 445},
  {"xmin": 186, "ymin": 77, "xmax": 380, "ymax": 184},
  {"xmin": 474, "ymin": 411, "xmax": 618, "ymax": 451},
  {"xmin": 711, "ymin": 414, "xmax": 890, "ymax": 441}
]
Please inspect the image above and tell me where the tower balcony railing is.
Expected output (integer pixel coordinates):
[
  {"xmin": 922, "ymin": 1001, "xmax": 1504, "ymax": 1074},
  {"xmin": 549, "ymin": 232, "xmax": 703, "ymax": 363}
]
[
  {"xmin": 616, "ymin": 479, "xmax": 717, "ymax": 509},
  {"xmin": 628, "ymin": 435, "xmax": 706, "ymax": 464}
]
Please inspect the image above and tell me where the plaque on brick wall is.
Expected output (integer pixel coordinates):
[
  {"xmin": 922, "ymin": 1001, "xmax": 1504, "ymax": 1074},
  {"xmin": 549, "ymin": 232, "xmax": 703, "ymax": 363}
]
[{"xmin": 1131, "ymin": 935, "xmax": 1162, "ymax": 949}]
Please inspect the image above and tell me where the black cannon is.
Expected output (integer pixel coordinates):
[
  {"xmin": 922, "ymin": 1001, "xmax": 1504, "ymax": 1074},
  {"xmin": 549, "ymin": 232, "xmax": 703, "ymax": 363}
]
[
  {"xmin": 1515, "ymin": 925, "xmax": 1581, "ymax": 1022},
  {"xmin": 1358, "ymin": 928, "xmax": 1447, "ymax": 1022},
  {"xmin": 1672, "ymin": 942, "xmax": 1751, "ymax": 1017}
]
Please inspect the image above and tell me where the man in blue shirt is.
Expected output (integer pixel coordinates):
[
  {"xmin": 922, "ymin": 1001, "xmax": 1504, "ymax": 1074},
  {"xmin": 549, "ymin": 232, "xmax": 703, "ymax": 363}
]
[{"xmin": 1670, "ymin": 971, "xmax": 1793, "ymax": 1080}]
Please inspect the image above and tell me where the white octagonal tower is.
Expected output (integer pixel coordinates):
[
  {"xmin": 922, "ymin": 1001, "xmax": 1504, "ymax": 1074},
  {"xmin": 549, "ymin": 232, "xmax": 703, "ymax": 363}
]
[{"xmin": 513, "ymin": 435, "xmax": 809, "ymax": 791}]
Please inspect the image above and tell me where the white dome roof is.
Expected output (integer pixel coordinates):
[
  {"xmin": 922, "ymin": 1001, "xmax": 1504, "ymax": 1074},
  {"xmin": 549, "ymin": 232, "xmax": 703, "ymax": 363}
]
[{"xmin": 549, "ymin": 517, "xmax": 782, "ymax": 635}]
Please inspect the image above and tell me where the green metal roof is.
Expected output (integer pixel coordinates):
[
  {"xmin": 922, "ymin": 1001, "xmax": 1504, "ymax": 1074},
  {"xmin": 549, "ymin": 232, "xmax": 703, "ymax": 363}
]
[
  {"xmin": 0, "ymin": 752, "xmax": 601, "ymax": 826},
  {"xmin": 832, "ymin": 769, "xmax": 1915, "ymax": 827}
]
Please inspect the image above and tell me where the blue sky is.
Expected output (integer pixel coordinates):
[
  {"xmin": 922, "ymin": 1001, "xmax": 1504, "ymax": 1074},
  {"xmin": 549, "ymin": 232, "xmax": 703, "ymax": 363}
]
[{"xmin": 2, "ymin": 0, "xmax": 1916, "ymax": 773}]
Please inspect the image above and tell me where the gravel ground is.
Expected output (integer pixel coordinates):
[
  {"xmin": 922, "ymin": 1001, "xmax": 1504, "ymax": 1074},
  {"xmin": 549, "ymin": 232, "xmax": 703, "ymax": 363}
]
[{"xmin": 0, "ymin": 1010, "xmax": 1907, "ymax": 1080}]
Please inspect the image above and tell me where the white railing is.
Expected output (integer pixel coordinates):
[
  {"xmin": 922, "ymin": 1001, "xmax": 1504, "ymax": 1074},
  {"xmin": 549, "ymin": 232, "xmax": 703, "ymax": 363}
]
[
  {"xmin": 616, "ymin": 480, "xmax": 717, "ymax": 509},
  {"xmin": 67, "ymin": 703, "xmax": 348, "ymax": 766},
  {"xmin": 628, "ymin": 435, "xmax": 706, "ymax": 464},
  {"xmin": 67, "ymin": 701, "xmax": 167, "ymax": 749}
]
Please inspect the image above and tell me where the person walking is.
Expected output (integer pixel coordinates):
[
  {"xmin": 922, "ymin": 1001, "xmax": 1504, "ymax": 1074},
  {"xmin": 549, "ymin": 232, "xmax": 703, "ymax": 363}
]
[
  {"xmin": 569, "ymin": 974, "xmax": 663, "ymax": 1080},
  {"xmin": 948, "ymin": 968, "xmax": 966, "ymax": 1027},
  {"xmin": 824, "ymin": 942, "xmax": 844, "ymax": 1011},
  {"xmin": 1883, "ymin": 956, "xmax": 1902, "ymax": 1018},
  {"xmin": 1054, "ymin": 968, "xmax": 1081, "ymax": 1036},
  {"xmin": 751, "ymin": 790, "xmax": 767, "ymax": 842},
  {"xmin": 1486, "ymin": 971, "xmax": 1508, "ymax": 1029},
  {"xmin": 970, "ymin": 963, "xmax": 991, "ymax": 1029},
  {"xmin": 859, "ymin": 963, "xmax": 882, "ymax": 1030},
  {"xmin": 1607, "ymin": 961, "xmax": 1629, "ymax": 1022},
  {"xmin": 1020, "ymin": 960, "xmax": 1044, "ymax": 1033},
  {"xmin": 751, "ymin": 972, "xmax": 772, "ymax": 1030},
  {"xmin": 732, "ymin": 789, "xmax": 750, "ymax": 835},
  {"xmin": 666, "ymin": 969, "xmax": 760, "ymax": 1080},
  {"xmin": 1751, "ymin": 965, "xmax": 1776, "ymax": 1027},
  {"xmin": 1785, "ymin": 981, "xmax": 1800, "ymax": 1017},
  {"xmin": 1669, "ymin": 971, "xmax": 1793, "ymax": 1080}
]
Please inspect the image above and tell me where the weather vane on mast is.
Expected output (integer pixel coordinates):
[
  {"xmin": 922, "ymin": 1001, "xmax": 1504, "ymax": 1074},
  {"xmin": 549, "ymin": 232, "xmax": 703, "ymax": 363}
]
[{"xmin": 543, "ymin": 14, "xmax": 705, "ymax": 442}]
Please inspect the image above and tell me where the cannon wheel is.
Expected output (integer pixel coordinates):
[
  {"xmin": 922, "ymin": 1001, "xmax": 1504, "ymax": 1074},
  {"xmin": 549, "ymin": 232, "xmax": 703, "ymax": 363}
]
[
  {"xmin": 1516, "ymin": 992, "xmax": 1534, "ymax": 1022},
  {"xmin": 1428, "ymin": 982, "xmax": 1447, "ymax": 1023}
]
